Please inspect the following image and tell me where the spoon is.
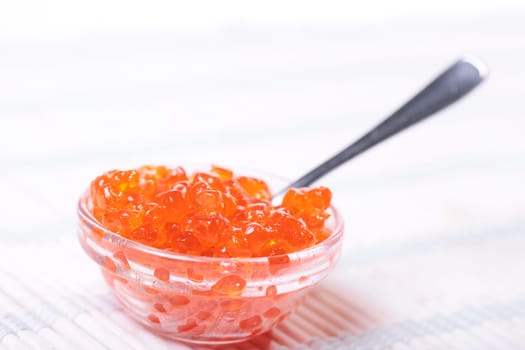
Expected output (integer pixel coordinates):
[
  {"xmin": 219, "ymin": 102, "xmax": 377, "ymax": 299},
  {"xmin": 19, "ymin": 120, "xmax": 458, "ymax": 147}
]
[{"xmin": 275, "ymin": 56, "xmax": 487, "ymax": 197}]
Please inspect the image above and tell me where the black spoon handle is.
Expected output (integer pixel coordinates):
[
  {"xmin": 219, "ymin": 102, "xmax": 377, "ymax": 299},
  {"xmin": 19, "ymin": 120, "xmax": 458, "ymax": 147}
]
[{"xmin": 277, "ymin": 56, "xmax": 487, "ymax": 195}]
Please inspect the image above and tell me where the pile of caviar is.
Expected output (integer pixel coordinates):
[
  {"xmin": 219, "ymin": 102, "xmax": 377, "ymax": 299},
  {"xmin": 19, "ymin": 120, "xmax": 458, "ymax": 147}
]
[{"xmin": 89, "ymin": 165, "xmax": 332, "ymax": 258}]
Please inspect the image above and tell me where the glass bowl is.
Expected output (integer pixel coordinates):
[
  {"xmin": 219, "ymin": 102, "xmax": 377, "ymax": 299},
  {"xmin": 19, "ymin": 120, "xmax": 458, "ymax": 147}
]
[{"xmin": 77, "ymin": 166, "xmax": 344, "ymax": 344}]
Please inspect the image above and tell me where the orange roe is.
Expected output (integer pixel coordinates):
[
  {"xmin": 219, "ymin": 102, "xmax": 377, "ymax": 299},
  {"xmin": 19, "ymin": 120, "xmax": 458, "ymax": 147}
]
[{"xmin": 88, "ymin": 165, "xmax": 332, "ymax": 257}]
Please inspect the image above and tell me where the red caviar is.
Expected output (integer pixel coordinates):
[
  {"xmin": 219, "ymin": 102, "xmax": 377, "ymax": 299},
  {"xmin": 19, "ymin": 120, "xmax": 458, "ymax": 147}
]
[{"xmin": 89, "ymin": 165, "xmax": 332, "ymax": 257}]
